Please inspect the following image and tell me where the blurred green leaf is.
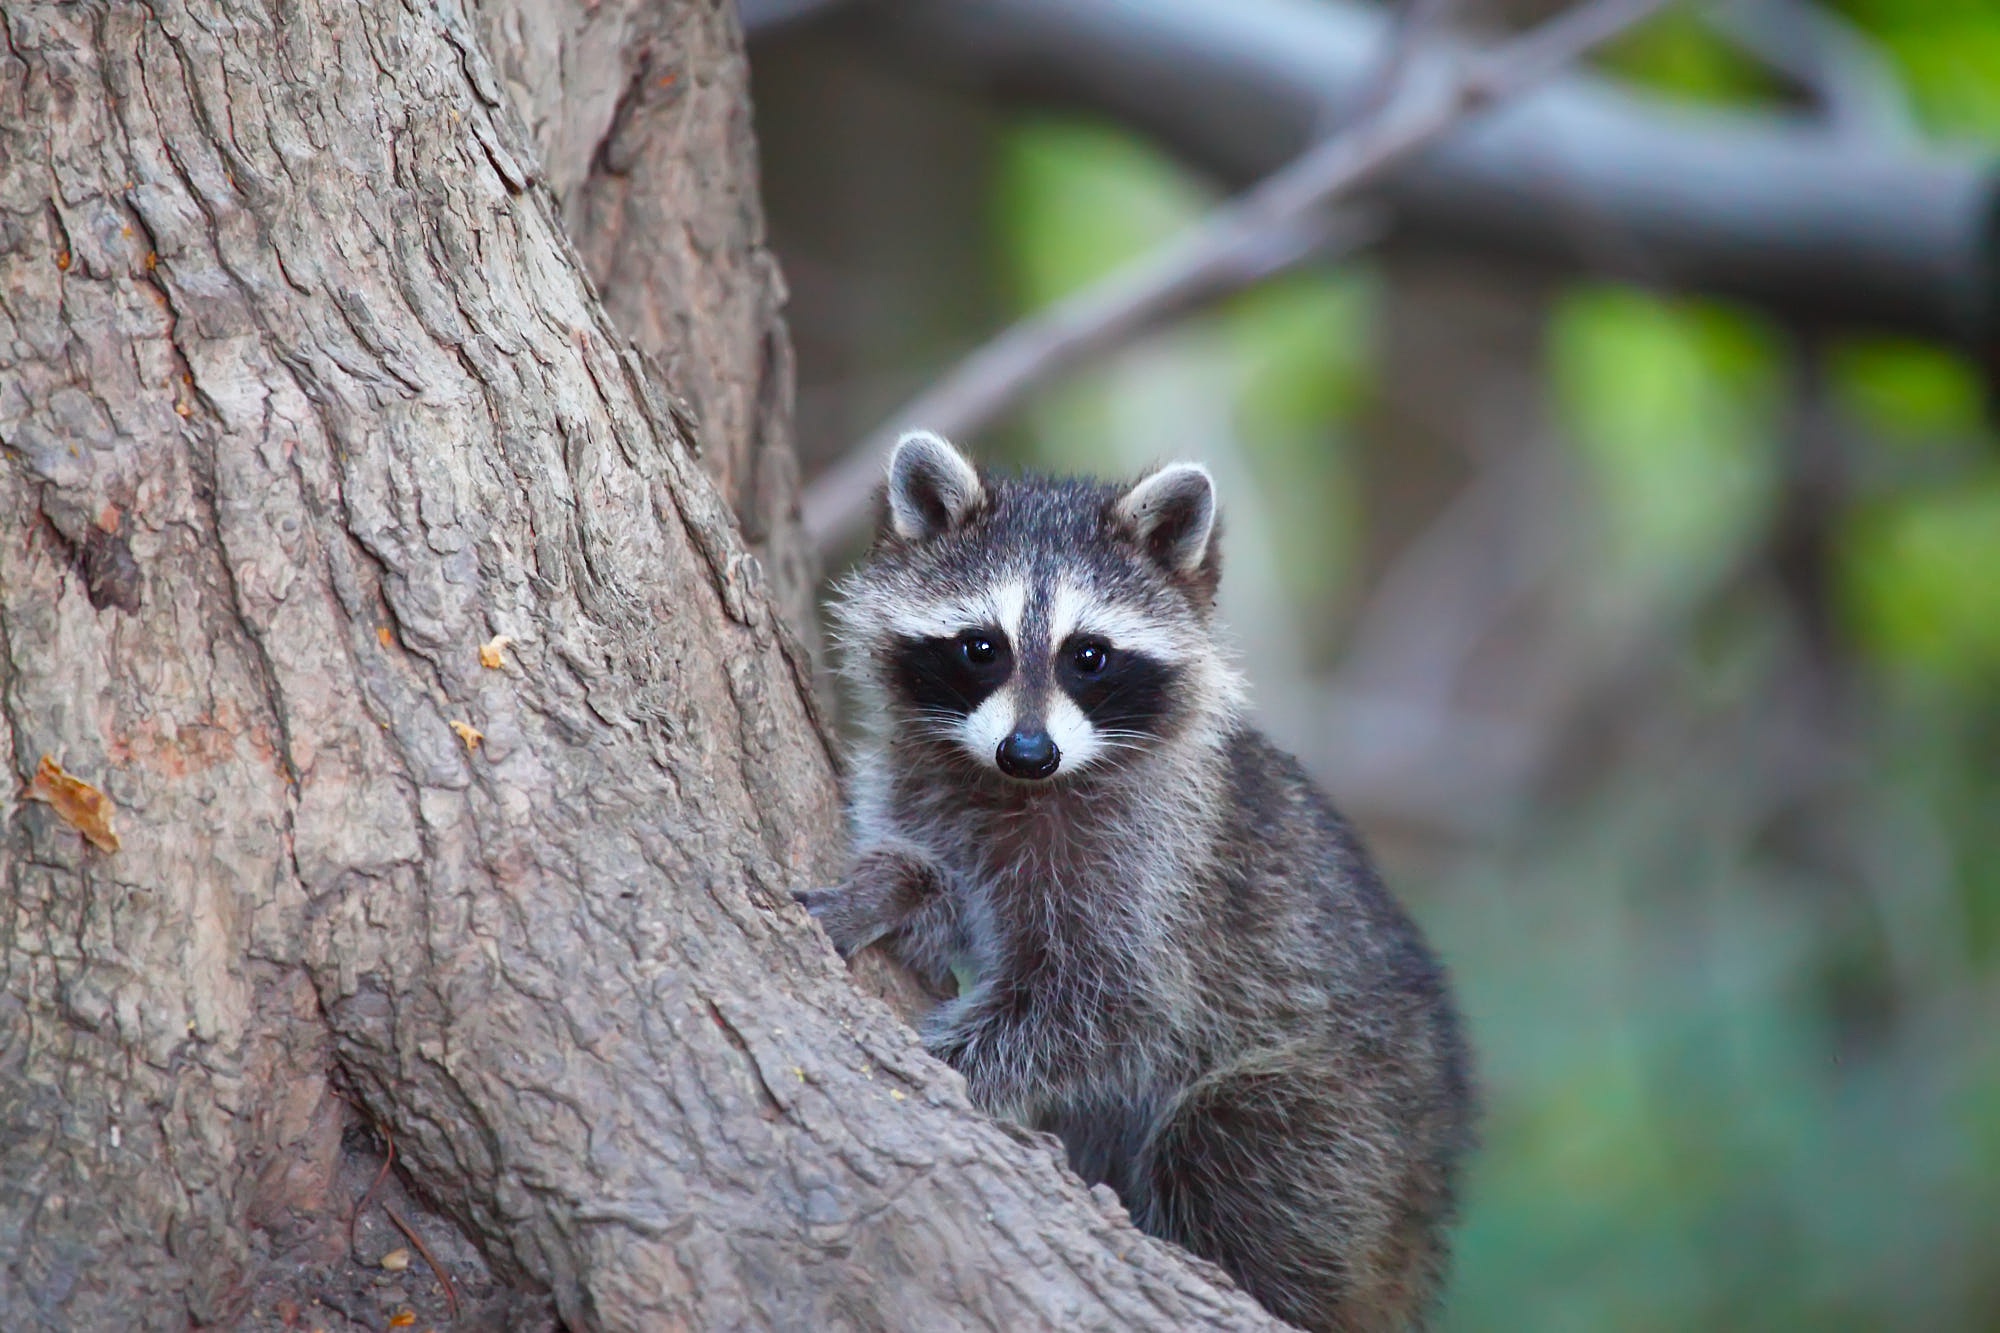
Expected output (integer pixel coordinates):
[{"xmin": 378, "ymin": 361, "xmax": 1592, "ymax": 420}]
[
  {"xmin": 1829, "ymin": 337, "xmax": 1989, "ymax": 448},
  {"xmin": 1841, "ymin": 473, "xmax": 2000, "ymax": 681},
  {"xmin": 1885, "ymin": 25, "xmax": 2000, "ymax": 140},
  {"xmin": 1832, "ymin": 0, "xmax": 2000, "ymax": 141},
  {"xmin": 1548, "ymin": 287, "xmax": 1782, "ymax": 601},
  {"xmin": 992, "ymin": 116, "xmax": 1210, "ymax": 476},
  {"xmin": 1225, "ymin": 273, "xmax": 1376, "ymax": 438},
  {"xmin": 1222, "ymin": 273, "xmax": 1376, "ymax": 625},
  {"xmin": 993, "ymin": 116, "xmax": 1209, "ymax": 309},
  {"xmin": 1598, "ymin": 7, "xmax": 1785, "ymax": 106}
]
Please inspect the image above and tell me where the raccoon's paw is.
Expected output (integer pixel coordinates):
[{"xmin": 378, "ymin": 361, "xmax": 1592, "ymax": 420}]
[
  {"xmin": 792, "ymin": 885, "xmax": 882, "ymax": 959},
  {"xmin": 797, "ymin": 844, "xmax": 949, "ymax": 959}
]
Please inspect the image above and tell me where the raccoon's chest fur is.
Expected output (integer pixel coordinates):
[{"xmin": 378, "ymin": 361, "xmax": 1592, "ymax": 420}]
[{"xmin": 895, "ymin": 763, "xmax": 1213, "ymax": 1081}]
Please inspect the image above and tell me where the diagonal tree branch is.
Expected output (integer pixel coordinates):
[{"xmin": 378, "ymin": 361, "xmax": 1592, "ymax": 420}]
[
  {"xmin": 1338, "ymin": 0, "xmax": 1459, "ymax": 131},
  {"xmin": 802, "ymin": 0, "xmax": 1684, "ymax": 554},
  {"xmin": 817, "ymin": 0, "xmax": 1993, "ymax": 350}
]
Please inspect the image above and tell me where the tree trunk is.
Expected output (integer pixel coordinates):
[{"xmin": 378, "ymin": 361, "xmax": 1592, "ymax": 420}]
[
  {"xmin": 475, "ymin": 0, "xmax": 817, "ymax": 641},
  {"xmin": 0, "ymin": 2, "xmax": 1278, "ymax": 1329}
]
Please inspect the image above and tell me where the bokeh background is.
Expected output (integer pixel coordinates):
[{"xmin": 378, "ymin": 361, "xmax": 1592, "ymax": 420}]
[{"xmin": 743, "ymin": 1, "xmax": 1999, "ymax": 1327}]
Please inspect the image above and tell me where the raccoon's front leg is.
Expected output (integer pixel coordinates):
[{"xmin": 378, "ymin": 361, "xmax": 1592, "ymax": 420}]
[
  {"xmin": 795, "ymin": 841, "xmax": 961, "ymax": 993},
  {"xmin": 920, "ymin": 992, "xmax": 1052, "ymax": 1118}
]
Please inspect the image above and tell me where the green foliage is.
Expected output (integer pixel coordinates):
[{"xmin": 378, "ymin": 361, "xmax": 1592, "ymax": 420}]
[
  {"xmin": 1221, "ymin": 274, "xmax": 1377, "ymax": 636},
  {"xmin": 1829, "ymin": 337, "xmax": 1989, "ymax": 448},
  {"xmin": 1225, "ymin": 274, "xmax": 1376, "ymax": 440},
  {"xmin": 1822, "ymin": 342, "xmax": 2000, "ymax": 694},
  {"xmin": 1436, "ymin": 753, "xmax": 2000, "ymax": 1329},
  {"xmin": 1547, "ymin": 288, "xmax": 1782, "ymax": 603},
  {"xmin": 993, "ymin": 116, "xmax": 1208, "ymax": 310},
  {"xmin": 988, "ymin": 117, "xmax": 1205, "ymax": 477},
  {"xmin": 1842, "ymin": 474, "xmax": 2000, "ymax": 681},
  {"xmin": 1835, "ymin": 0, "xmax": 2000, "ymax": 140}
]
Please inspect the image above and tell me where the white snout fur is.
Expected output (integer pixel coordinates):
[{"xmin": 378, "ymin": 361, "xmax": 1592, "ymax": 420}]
[
  {"xmin": 1044, "ymin": 692, "xmax": 1104, "ymax": 771},
  {"xmin": 960, "ymin": 689, "xmax": 1018, "ymax": 772},
  {"xmin": 954, "ymin": 684, "xmax": 1105, "ymax": 777}
]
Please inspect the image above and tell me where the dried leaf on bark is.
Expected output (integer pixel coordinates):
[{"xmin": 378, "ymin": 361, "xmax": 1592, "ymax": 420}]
[{"xmin": 28, "ymin": 755, "xmax": 121, "ymax": 852}]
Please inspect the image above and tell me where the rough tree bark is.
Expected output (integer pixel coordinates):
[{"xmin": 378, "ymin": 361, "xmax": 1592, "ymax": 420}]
[
  {"xmin": 473, "ymin": 0, "xmax": 817, "ymax": 639},
  {"xmin": 0, "ymin": 1, "xmax": 1279, "ymax": 1330}
]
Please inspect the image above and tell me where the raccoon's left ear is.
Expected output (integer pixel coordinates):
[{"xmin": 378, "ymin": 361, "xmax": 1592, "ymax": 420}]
[
  {"xmin": 1115, "ymin": 463, "xmax": 1218, "ymax": 579},
  {"xmin": 885, "ymin": 431, "xmax": 985, "ymax": 542}
]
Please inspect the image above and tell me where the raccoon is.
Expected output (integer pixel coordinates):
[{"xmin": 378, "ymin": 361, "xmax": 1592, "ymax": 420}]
[{"xmin": 801, "ymin": 433, "xmax": 1475, "ymax": 1332}]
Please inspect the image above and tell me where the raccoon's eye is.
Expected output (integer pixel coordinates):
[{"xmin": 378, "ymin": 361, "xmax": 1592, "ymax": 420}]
[
  {"xmin": 959, "ymin": 635, "xmax": 999, "ymax": 666},
  {"xmin": 1070, "ymin": 641, "xmax": 1109, "ymax": 675}
]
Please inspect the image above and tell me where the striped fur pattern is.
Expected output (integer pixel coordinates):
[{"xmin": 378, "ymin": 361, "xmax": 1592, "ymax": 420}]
[{"xmin": 806, "ymin": 433, "xmax": 1475, "ymax": 1332}]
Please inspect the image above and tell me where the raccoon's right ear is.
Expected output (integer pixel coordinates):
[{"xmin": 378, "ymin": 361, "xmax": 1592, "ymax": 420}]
[
  {"xmin": 1115, "ymin": 462, "xmax": 1218, "ymax": 580},
  {"xmin": 884, "ymin": 431, "xmax": 985, "ymax": 542}
]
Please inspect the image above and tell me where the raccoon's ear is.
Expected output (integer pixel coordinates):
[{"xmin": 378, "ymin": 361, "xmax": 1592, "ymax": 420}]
[
  {"xmin": 885, "ymin": 431, "xmax": 985, "ymax": 542},
  {"xmin": 1115, "ymin": 462, "xmax": 1217, "ymax": 578}
]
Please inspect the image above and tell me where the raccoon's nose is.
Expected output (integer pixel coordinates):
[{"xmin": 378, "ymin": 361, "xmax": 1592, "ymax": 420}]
[{"xmin": 996, "ymin": 729, "xmax": 1061, "ymax": 780}]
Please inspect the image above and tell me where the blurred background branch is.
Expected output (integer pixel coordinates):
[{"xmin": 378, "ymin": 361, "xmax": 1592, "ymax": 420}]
[
  {"xmin": 1702, "ymin": 0, "xmax": 1916, "ymax": 141},
  {"xmin": 761, "ymin": 0, "xmax": 1991, "ymax": 341},
  {"xmin": 802, "ymin": 0, "xmax": 1689, "ymax": 551},
  {"xmin": 798, "ymin": 207, "xmax": 1383, "ymax": 549}
]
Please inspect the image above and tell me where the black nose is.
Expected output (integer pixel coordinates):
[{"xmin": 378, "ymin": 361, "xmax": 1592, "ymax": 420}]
[{"xmin": 995, "ymin": 729, "xmax": 1060, "ymax": 780}]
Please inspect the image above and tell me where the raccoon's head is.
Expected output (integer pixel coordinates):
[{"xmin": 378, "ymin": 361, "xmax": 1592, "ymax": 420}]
[{"xmin": 831, "ymin": 432, "xmax": 1245, "ymax": 785}]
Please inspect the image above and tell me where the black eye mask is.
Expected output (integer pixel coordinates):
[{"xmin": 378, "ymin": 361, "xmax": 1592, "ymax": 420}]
[
  {"xmin": 1057, "ymin": 637, "xmax": 1181, "ymax": 737},
  {"xmin": 890, "ymin": 629, "xmax": 1014, "ymax": 717}
]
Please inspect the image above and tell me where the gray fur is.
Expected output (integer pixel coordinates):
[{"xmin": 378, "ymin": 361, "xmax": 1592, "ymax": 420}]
[{"xmin": 808, "ymin": 438, "xmax": 1475, "ymax": 1332}]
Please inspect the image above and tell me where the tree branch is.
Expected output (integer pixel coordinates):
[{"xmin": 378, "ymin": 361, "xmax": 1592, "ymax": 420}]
[
  {"xmin": 1339, "ymin": 0, "xmax": 1458, "ymax": 131},
  {"xmin": 803, "ymin": 0, "xmax": 1682, "ymax": 554},
  {"xmin": 815, "ymin": 0, "xmax": 1993, "ymax": 341},
  {"xmin": 1704, "ymin": 0, "xmax": 1916, "ymax": 142}
]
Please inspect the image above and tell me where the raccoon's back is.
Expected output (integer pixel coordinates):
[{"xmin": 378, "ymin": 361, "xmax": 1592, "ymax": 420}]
[
  {"xmin": 1199, "ymin": 727, "xmax": 1476, "ymax": 1245},
  {"xmin": 1205, "ymin": 727, "xmax": 1464, "ymax": 1045},
  {"xmin": 1160, "ymin": 727, "xmax": 1476, "ymax": 1329}
]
